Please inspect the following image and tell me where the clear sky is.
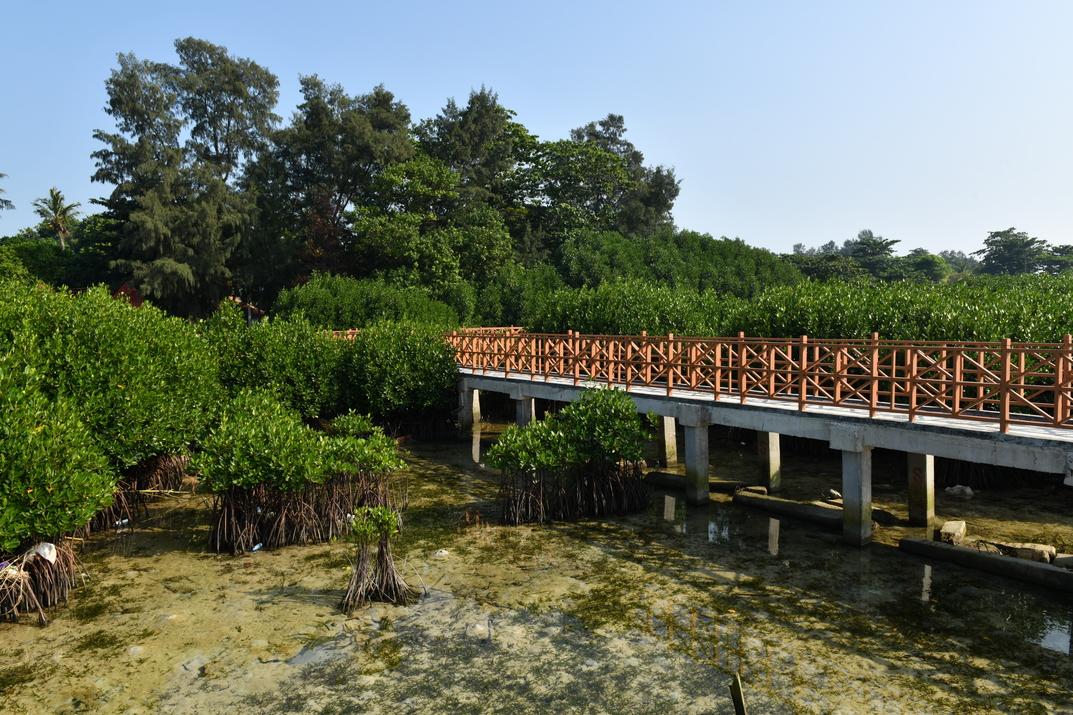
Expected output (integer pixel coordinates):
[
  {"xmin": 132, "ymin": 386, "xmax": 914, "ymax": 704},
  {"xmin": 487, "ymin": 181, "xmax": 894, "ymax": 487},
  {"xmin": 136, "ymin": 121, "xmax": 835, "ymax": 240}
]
[{"xmin": 1, "ymin": 1, "xmax": 1071, "ymax": 254}]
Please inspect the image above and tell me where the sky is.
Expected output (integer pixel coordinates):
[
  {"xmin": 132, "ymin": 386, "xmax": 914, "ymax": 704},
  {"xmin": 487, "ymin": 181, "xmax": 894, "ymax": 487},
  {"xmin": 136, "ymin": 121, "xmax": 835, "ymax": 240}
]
[{"xmin": 1, "ymin": 0, "xmax": 1071, "ymax": 254}]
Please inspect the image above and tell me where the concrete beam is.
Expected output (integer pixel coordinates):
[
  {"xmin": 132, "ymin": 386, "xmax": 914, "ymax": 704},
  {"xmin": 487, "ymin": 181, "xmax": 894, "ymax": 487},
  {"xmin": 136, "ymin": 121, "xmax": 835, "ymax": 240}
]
[
  {"xmin": 683, "ymin": 424, "xmax": 710, "ymax": 505},
  {"xmin": 460, "ymin": 374, "xmax": 1073, "ymax": 475},
  {"xmin": 757, "ymin": 432, "xmax": 782, "ymax": 492},
  {"xmin": 659, "ymin": 416, "xmax": 678, "ymax": 467},
  {"xmin": 907, "ymin": 453, "xmax": 935, "ymax": 527},
  {"xmin": 842, "ymin": 448, "xmax": 873, "ymax": 546},
  {"xmin": 514, "ymin": 397, "xmax": 535, "ymax": 427}
]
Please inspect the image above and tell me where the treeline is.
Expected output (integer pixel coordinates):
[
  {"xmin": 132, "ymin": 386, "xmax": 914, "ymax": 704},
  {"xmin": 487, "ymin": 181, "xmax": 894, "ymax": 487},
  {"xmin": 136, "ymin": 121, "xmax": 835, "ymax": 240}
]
[
  {"xmin": 0, "ymin": 38, "xmax": 799, "ymax": 323},
  {"xmin": 526, "ymin": 275, "xmax": 1073, "ymax": 342}
]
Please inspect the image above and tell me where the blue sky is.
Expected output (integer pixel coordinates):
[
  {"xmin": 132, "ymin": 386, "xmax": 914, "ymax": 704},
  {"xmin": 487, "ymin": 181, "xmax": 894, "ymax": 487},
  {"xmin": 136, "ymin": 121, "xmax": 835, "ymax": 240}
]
[{"xmin": 1, "ymin": 1, "xmax": 1071, "ymax": 254}]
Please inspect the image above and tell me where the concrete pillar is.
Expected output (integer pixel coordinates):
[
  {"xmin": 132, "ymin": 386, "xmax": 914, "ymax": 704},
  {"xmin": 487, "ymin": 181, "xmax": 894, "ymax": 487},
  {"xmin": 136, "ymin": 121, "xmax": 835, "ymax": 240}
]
[
  {"xmin": 841, "ymin": 447, "xmax": 873, "ymax": 546},
  {"xmin": 683, "ymin": 424, "xmax": 710, "ymax": 505},
  {"xmin": 459, "ymin": 386, "xmax": 480, "ymax": 432},
  {"xmin": 514, "ymin": 396, "xmax": 535, "ymax": 427},
  {"xmin": 471, "ymin": 425, "xmax": 482, "ymax": 464},
  {"xmin": 658, "ymin": 416, "xmax": 678, "ymax": 467},
  {"xmin": 757, "ymin": 432, "xmax": 782, "ymax": 492},
  {"xmin": 907, "ymin": 453, "xmax": 935, "ymax": 527}
]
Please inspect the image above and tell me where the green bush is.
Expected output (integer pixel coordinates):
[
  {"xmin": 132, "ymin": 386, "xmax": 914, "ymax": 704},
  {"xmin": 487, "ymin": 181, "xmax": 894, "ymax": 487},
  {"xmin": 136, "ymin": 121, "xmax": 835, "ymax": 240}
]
[
  {"xmin": 203, "ymin": 301, "xmax": 345, "ymax": 420},
  {"xmin": 273, "ymin": 273, "xmax": 458, "ymax": 329},
  {"xmin": 193, "ymin": 389, "xmax": 326, "ymax": 493},
  {"xmin": 0, "ymin": 350, "xmax": 115, "ymax": 552},
  {"xmin": 341, "ymin": 321, "xmax": 457, "ymax": 427},
  {"xmin": 0, "ymin": 281, "xmax": 222, "ymax": 471},
  {"xmin": 523, "ymin": 279, "xmax": 743, "ymax": 336}
]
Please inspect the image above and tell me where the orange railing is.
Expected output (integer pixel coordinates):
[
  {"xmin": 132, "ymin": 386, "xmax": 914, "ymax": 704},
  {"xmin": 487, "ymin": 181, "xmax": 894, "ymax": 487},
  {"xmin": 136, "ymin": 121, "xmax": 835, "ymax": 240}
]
[{"xmin": 446, "ymin": 330, "xmax": 1073, "ymax": 432}]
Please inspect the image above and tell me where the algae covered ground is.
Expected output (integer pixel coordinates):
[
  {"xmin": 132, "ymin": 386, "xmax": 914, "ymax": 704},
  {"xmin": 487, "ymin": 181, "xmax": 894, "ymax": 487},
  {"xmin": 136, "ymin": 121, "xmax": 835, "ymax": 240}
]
[{"xmin": 1, "ymin": 428, "xmax": 1072, "ymax": 714}]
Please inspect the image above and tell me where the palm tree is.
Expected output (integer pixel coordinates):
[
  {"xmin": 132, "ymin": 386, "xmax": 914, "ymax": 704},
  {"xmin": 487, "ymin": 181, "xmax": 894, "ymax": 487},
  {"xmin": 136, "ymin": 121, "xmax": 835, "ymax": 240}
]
[
  {"xmin": 32, "ymin": 187, "xmax": 80, "ymax": 250},
  {"xmin": 0, "ymin": 173, "xmax": 13, "ymax": 212}
]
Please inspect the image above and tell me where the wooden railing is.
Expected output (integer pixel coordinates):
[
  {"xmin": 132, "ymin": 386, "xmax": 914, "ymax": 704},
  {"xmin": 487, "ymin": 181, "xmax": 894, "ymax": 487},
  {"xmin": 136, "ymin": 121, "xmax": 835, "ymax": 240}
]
[{"xmin": 446, "ymin": 330, "xmax": 1073, "ymax": 432}]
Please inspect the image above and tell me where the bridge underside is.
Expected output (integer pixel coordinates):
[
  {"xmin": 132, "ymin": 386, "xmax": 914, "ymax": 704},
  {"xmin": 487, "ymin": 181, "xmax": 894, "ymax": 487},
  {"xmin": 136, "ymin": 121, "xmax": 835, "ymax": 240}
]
[{"xmin": 460, "ymin": 370, "xmax": 1073, "ymax": 546}]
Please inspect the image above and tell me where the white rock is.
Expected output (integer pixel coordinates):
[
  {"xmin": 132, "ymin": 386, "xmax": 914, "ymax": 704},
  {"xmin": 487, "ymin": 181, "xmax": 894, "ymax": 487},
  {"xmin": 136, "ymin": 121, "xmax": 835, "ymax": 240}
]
[
  {"xmin": 466, "ymin": 621, "xmax": 489, "ymax": 639},
  {"xmin": 128, "ymin": 645, "xmax": 145, "ymax": 657},
  {"xmin": 432, "ymin": 549, "xmax": 449, "ymax": 559},
  {"xmin": 34, "ymin": 542, "xmax": 57, "ymax": 564},
  {"xmin": 939, "ymin": 520, "xmax": 967, "ymax": 545}
]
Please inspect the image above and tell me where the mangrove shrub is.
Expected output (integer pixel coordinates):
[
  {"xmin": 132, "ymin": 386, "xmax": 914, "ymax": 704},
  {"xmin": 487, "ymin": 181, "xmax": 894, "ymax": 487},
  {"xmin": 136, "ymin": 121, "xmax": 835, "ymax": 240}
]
[{"xmin": 273, "ymin": 273, "xmax": 459, "ymax": 329}]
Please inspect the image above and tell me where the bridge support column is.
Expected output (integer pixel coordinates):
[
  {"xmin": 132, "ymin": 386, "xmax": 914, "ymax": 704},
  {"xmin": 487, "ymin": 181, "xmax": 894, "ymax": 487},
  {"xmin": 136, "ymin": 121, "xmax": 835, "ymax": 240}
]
[
  {"xmin": 513, "ymin": 396, "xmax": 535, "ymax": 427},
  {"xmin": 841, "ymin": 448, "xmax": 873, "ymax": 546},
  {"xmin": 757, "ymin": 432, "xmax": 782, "ymax": 492},
  {"xmin": 907, "ymin": 453, "xmax": 935, "ymax": 527},
  {"xmin": 683, "ymin": 424, "xmax": 710, "ymax": 505},
  {"xmin": 658, "ymin": 416, "xmax": 678, "ymax": 467},
  {"xmin": 459, "ymin": 386, "xmax": 480, "ymax": 433}
]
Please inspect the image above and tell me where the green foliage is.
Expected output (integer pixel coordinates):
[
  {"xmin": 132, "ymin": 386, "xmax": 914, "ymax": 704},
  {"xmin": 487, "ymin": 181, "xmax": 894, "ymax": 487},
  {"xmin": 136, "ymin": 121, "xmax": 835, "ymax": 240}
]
[
  {"xmin": 560, "ymin": 228, "xmax": 800, "ymax": 296},
  {"xmin": 524, "ymin": 279, "xmax": 744, "ymax": 335},
  {"xmin": 487, "ymin": 388, "xmax": 645, "ymax": 472},
  {"xmin": 973, "ymin": 227, "xmax": 1049, "ymax": 275},
  {"xmin": 329, "ymin": 411, "xmax": 380, "ymax": 439},
  {"xmin": 0, "ymin": 238, "xmax": 72, "ymax": 285},
  {"xmin": 341, "ymin": 321, "xmax": 457, "ymax": 426},
  {"xmin": 193, "ymin": 389, "xmax": 325, "ymax": 493},
  {"xmin": 203, "ymin": 301, "xmax": 344, "ymax": 420},
  {"xmin": 0, "ymin": 351, "xmax": 115, "ymax": 551},
  {"xmin": 273, "ymin": 273, "xmax": 458, "ymax": 329},
  {"xmin": 0, "ymin": 245, "xmax": 31, "ymax": 283},
  {"xmin": 0, "ymin": 281, "xmax": 221, "ymax": 471}
]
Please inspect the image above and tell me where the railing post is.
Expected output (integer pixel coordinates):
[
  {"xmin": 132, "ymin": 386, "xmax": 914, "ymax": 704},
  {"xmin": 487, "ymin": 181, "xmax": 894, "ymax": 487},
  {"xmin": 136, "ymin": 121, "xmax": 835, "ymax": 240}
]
[
  {"xmin": 737, "ymin": 331, "xmax": 747, "ymax": 403},
  {"xmin": 908, "ymin": 346, "xmax": 919, "ymax": 422},
  {"xmin": 572, "ymin": 331, "xmax": 580, "ymax": 386},
  {"xmin": 1058, "ymin": 334, "xmax": 1072, "ymax": 426},
  {"xmin": 1000, "ymin": 338, "xmax": 1012, "ymax": 433},
  {"xmin": 798, "ymin": 335, "xmax": 809, "ymax": 411},
  {"xmin": 666, "ymin": 333, "xmax": 675, "ymax": 396},
  {"xmin": 643, "ymin": 331, "xmax": 652, "ymax": 386},
  {"xmin": 953, "ymin": 348, "xmax": 963, "ymax": 417},
  {"xmin": 869, "ymin": 332, "xmax": 879, "ymax": 418}
]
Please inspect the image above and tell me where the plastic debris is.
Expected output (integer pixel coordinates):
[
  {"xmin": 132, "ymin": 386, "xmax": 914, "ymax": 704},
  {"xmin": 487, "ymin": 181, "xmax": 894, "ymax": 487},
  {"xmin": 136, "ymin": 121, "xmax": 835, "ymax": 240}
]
[
  {"xmin": 432, "ymin": 548, "xmax": 449, "ymax": 559},
  {"xmin": 114, "ymin": 518, "xmax": 130, "ymax": 527},
  {"xmin": 251, "ymin": 543, "xmax": 263, "ymax": 552},
  {"xmin": 34, "ymin": 542, "xmax": 57, "ymax": 564}
]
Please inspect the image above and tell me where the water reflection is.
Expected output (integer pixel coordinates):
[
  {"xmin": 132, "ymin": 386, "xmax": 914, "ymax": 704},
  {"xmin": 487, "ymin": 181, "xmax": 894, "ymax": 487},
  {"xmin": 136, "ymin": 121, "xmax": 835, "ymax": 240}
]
[
  {"xmin": 1037, "ymin": 613, "xmax": 1073, "ymax": 656},
  {"xmin": 920, "ymin": 564, "xmax": 932, "ymax": 603},
  {"xmin": 471, "ymin": 424, "xmax": 482, "ymax": 464},
  {"xmin": 767, "ymin": 517, "xmax": 780, "ymax": 556}
]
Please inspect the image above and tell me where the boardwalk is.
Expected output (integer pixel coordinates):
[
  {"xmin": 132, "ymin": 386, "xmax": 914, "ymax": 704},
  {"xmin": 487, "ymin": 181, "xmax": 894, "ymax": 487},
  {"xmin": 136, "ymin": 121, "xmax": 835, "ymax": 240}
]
[{"xmin": 448, "ymin": 329, "xmax": 1073, "ymax": 545}]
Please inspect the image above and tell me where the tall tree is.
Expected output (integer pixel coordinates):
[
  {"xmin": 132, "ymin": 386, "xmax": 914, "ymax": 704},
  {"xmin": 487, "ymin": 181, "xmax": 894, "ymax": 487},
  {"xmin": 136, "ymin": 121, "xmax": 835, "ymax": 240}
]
[
  {"xmin": 0, "ymin": 173, "xmax": 13, "ymax": 212},
  {"xmin": 415, "ymin": 87, "xmax": 532, "ymax": 207},
  {"xmin": 92, "ymin": 40, "xmax": 277, "ymax": 315},
  {"xmin": 842, "ymin": 229, "xmax": 899, "ymax": 278},
  {"xmin": 570, "ymin": 114, "xmax": 680, "ymax": 234},
  {"xmin": 32, "ymin": 188, "xmax": 81, "ymax": 250},
  {"xmin": 972, "ymin": 227, "xmax": 1048, "ymax": 275}
]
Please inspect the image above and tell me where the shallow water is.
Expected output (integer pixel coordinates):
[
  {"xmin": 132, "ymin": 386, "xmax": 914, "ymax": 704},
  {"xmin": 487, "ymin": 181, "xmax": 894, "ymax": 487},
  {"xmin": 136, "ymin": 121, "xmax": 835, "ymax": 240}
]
[{"xmin": 2, "ymin": 423, "xmax": 1072, "ymax": 713}]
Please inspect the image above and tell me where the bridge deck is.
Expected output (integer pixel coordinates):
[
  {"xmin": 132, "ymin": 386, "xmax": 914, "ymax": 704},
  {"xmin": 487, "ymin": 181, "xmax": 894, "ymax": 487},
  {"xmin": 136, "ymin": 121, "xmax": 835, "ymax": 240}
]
[{"xmin": 461, "ymin": 368, "xmax": 1073, "ymax": 445}]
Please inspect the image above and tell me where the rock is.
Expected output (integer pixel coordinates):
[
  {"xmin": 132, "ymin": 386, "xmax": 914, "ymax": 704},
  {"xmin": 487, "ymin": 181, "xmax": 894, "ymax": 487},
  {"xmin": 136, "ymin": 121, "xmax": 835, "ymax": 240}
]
[
  {"xmin": 465, "ymin": 621, "xmax": 490, "ymax": 639},
  {"xmin": 944, "ymin": 485, "xmax": 974, "ymax": 499},
  {"xmin": 1054, "ymin": 553, "xmax": 1073, "ymax": 570},
  {"xmin": 740, "ymin": 485, "xmax": 767, "ymax": 495},
  {"xmin": 997, "ymin": 542, "xmax": 1056, "ymax": 563},
  {"xmin": 127, "ymin": 645, "xmax": 145, "ymax": 658},
  {"xmin": 939, "ymin": 520, "xmax": 967, "ymax": 545},
  {"xmin": 432, "ymin": 548, "xmax": 449, "ymax": 559}
]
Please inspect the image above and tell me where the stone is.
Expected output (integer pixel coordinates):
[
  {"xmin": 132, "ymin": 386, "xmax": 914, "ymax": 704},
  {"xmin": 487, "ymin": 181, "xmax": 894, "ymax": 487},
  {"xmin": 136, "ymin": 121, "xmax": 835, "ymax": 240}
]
[
  {"xmin": 939, "ymin": 520, "xmax": 967, "ymax": 545},
  {"xmin": 944, "ymin": 485, "xmax": 974, "ymax": 499},
  {"xmin": 740, "ymin": 485, "xmax": 767, "ymax": 495},
  {"xmin": 127, "ymin": 645, "xmax": 145, "ymax": 658},
  {"xmin": 432, "ymin": 548, "xmax": 449, "ymax": 559},
  {"xmin": 824, "ymin": 489, "xmax": 842, "ymax": 501},
  {"xmin": 997, "ymin": 542, "xmax": 1056, "ymax": 563},
  {"xmin": 466, "ymin": 621, "xmax": 490, "ymax": 639}
]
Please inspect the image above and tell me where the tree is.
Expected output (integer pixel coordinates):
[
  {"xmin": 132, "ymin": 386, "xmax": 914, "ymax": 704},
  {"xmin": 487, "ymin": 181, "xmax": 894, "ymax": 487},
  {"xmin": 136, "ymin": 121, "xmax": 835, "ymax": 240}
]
[
  {"xmin": 841, "ymin": 229, "xmax": 899, "ymax": 278},
  {"xmin": 901, "ymin": 248, "xmax": 950, "ymax": 282},
  {"xmin": 0, "ymin": 173, "xmax": 12, "ymax": 212},
  {"xmin": 938, "ymin": 250, "xmax": 980, "ymax": 275},
  {"xmin": 92, "ymin": 40, "xmax": 277, "ymax": 315},
  {"xmin": 32, "ymin": 188, "xmax": 81, "ymax": 250},
  {"xmin": 570, "ymin": 114, "xmax": 680, "ymax": 234},
  {"xmin": 972, "ymin": 227, "xmax": 1048, "ymax": 275},
  {"xmin": 415, "ymin": 87, "xmax": 532, "ymax": 207}
]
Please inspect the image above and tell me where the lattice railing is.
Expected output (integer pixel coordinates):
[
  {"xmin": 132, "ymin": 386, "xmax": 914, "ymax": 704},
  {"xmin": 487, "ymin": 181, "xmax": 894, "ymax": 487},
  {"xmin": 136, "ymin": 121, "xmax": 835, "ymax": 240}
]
[{"xmin": 446, "ymin": 330, "xmax": 1073, "ymax": 432}]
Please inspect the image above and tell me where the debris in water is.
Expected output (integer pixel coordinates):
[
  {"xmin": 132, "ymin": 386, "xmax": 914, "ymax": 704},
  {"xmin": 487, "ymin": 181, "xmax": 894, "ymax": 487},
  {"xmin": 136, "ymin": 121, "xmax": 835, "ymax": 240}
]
[
  {"xmin": 251, "ymin": 543, "xmax": 263, "ymax": 552},
  {"xmin": 113, "ymin": 518, "xmax": 129, "ymax": 527},
  {"xmin": 33, "ymin": 542, "xmax": 57, "ymax": 564},
  {"xmin": 824, "ymin": 489, "xmax": 842, "ymax": 501},
  {"xmin": 945, "ymin": 485, "xmax": 974, "ymax": 499},
  {"xmin": 432, "ymin": 548, "xmax": 449, "ymax": 559}
]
